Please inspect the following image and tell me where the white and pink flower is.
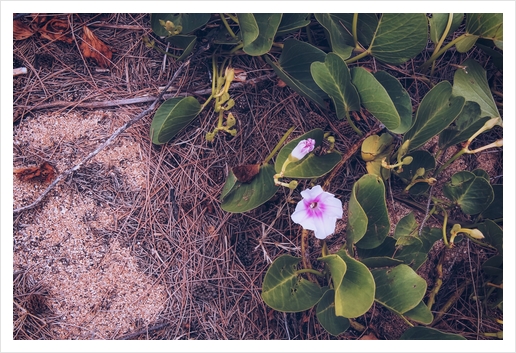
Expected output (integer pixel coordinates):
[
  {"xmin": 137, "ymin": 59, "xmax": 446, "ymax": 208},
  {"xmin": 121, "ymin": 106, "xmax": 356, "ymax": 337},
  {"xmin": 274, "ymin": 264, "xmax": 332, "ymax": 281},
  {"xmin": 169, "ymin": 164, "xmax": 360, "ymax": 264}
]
[{"xmin": 291, "ymin": 185, "xmax": 343, "ymax": 239}]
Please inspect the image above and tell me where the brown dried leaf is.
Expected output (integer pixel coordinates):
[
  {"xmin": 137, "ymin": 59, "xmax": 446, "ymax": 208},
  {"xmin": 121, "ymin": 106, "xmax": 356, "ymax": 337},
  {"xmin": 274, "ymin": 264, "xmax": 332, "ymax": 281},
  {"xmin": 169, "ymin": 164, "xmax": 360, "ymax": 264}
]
[
  {"xmin": 80, "ymin": 25, "xmax": 113, "ymax": 68},
  {"xmin": 233, "ymin": 68, "xmax": 247, "ymax": 83},
  {"xmin": 14, "ymin": 162, "xmax": 56, "ymax": 184},
  {"xmin": 359, "ymin": 332, "xmax": 379, "ymax": 340},
  {"xmin": 13, "ymin": 20, "xmax": 35, "ymax": 40},
  {"xmin": 39, "ymin": 18, "xmax": 73, "ymax": 44},
  {"xmin": 232, "ymin": 164, "xmax": 260, "ymax": 183},
  {"xmin": 277, "ymin": 78, "xmax": 287, "ymax": 88}
]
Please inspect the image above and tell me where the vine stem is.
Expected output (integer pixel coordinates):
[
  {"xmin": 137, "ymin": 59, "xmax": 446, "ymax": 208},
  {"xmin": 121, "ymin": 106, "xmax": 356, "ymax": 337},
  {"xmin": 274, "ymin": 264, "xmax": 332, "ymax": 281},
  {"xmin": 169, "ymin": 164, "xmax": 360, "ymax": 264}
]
[
  {"xmin": 13, "ymin": 42, "xmax": 212, "ymax": 215},
  {"xmin": 430, "ymin": 13, "xmax": 454, "ymax": 76},
  {"xmin": 263, "ymin": 126, "xmax": 295, "ymax": 164},
  {"xmin": 420, "ymin": 33, "xmax": 468, "ymax": 71}
]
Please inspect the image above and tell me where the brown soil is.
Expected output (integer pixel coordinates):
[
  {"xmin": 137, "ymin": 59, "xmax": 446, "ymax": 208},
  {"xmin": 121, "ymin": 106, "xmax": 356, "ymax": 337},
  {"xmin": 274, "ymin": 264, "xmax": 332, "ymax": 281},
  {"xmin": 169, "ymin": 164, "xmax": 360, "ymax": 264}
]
[{"xmin": 10, "ymin": 13, "xmax": 503, "ymax": 343}]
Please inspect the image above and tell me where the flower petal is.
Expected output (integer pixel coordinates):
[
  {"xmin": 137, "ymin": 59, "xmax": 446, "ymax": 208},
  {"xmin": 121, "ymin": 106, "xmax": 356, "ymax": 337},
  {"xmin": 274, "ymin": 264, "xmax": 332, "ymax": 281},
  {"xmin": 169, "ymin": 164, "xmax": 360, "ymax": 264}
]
[{"xmin": 300, "ymin": 185, "xmax": 324, "ymax": 201}]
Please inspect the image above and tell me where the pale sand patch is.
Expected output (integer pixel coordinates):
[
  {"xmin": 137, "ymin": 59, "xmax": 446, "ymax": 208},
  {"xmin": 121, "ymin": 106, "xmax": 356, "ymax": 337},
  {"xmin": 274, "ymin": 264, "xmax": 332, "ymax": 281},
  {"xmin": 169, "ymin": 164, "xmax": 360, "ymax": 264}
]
[{"xmin": 13, "ymin": 111, "xmax": 166, "ymax": 339}]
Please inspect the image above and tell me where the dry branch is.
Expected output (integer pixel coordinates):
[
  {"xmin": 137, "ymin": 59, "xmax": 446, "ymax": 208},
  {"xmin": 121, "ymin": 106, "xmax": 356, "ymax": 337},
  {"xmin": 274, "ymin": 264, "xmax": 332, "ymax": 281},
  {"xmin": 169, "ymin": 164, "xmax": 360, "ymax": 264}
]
[
  {"xmin": 13, "ymin": 42, "xmax": 211, "ymax": 215},
  {"xmin": 15, "ymin": 74, "xmax": 276, "ymax": 111}
]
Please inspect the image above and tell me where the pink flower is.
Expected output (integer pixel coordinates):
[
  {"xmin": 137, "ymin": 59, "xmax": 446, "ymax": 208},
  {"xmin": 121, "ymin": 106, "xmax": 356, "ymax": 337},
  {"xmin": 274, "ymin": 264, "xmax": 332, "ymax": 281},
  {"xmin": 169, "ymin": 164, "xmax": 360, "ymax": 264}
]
[
  {"xmin": 291, "ymin": 185, "xmax": 343, "ymax": 239},
  {"xmin": 290, "ymin": 138, "xmax": 315, "ymax": 161}
]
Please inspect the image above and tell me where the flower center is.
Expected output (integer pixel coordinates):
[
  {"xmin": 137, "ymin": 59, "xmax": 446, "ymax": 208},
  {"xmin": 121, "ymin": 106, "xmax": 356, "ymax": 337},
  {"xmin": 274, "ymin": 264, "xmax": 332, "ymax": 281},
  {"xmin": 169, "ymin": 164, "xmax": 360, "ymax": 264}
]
[{"xmin": 310, "ymin": 202, "xmax": 318, "ymax": 209}]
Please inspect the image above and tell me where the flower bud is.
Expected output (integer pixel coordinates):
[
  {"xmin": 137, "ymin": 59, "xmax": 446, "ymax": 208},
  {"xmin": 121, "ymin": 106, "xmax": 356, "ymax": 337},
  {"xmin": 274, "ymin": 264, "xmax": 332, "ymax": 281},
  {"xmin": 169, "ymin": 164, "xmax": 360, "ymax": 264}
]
[
  {"xmin": 288, "ymin": 180, "xmax": 298, "ymax": 190},
  {"xmin": 289, "ymin": 138, "xmax": 315, "ymax": 161}
]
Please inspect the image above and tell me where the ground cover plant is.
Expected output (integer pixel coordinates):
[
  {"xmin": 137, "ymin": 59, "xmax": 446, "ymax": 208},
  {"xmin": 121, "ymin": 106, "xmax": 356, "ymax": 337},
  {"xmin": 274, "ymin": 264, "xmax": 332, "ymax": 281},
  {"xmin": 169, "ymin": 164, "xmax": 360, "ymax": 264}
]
[{"xmin": 12, "ymin": 13, "xmax": 503, "ymax": 340}]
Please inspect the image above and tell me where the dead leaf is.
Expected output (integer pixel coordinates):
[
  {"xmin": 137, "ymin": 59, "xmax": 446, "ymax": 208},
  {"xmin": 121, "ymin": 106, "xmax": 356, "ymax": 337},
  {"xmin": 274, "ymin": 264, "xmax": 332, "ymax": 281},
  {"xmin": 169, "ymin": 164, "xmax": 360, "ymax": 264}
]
[
  {"xmin": 39, "ymin": 18, "xmax": 73, "ymax": 44},
  {"xmin": 277, "ymin": 78, "xmax": 287, "ymax": 88},
  {"xmin": 233, "ymin": 68, "xmax": 247, "ymax": 82},
  {"xmin": 80, "ymin": 25, "xmax": 113, "ymax": 68},
  {"xmin": 14, "ymin": 162, "xmax": 56, "ymax": 184},
  {"xmin": 13, "ymin": 20, "xmax": 35, "ymax": 40},
  {"xmin": 29, "ymin": 14, "xmax": 48, "ymax": 27},
  {"xmin": 359, "ymin": 332, "xmax": 379, "ymax": 340},
  {"xmin": 232, "ymin": 164, "xmax": 260, "ymax": 183}
]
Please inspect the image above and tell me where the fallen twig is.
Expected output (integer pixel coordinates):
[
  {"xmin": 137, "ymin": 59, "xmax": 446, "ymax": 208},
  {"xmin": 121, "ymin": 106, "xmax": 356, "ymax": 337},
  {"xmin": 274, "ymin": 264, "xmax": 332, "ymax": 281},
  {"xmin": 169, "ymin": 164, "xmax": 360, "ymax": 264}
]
[
  {"xmin": 13, "ymin": 42, "xmax": 211, "ymax": 215},
  {"xmin": 15, "ymin": 73, "xmax": 276, "ymax": 111}
]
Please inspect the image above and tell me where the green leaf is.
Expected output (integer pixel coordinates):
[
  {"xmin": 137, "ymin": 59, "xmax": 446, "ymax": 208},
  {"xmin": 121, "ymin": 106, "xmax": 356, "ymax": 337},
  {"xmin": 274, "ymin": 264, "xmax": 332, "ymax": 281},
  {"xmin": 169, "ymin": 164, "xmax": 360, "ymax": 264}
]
[
  {"xmin": 395, "ymin": 227, "xmax": 442, "ymax": 270},
  {"xmin": 274, "ymin": 129, "xmax": 341, "ymax": 178},
  {"xmin": 360, "ymin": 257, "xmax": 404, "ymax": 269},
  {"xmin": 319, "ymin": 251, "xmax": 375, "ymax": 318},
  {"xmin": 276, "ymin": 13, "xmax": 311, "ymax": 35},
  {"xmin": 356, "ymin": 236, "xmax": 396, "ymax": 259},
  {"xmin": 261, "ymin": 255, "xmax": 324, "ymax": 312},
  {"xmin": 372, "ymin": 264, "xmax": 427, "ymax": 314},
  {"xmin": 443, "ymin": 170, "xmax": 494, "ymax": 215},
  {"xmin": 403, "ymin": 81, "xmax": 465, "ymax": 152},
  {"xmin": 482, "ymin": 255, "xmax": 503, "ymax": 277},
  {"xmin": 361, "ymin": 133, "xmax": 393, "ymax": 179},
  {"xmin": 329, "ymin": 14, "xmax": 379, "ymax": 47},
  {"xmin": 335, "ymin": 249, "xmax": 376, "ymax": 318},
  {"xmin": 455, "ymin": 34, "xmax": 479, "ymax": 53},
  {"xmin": 477, "ymin": 219, "xmax": 503, "ymax": 255},
  {"xmin": 361, "ymin": 133, "xmax": 394, "ymax": 162},
  {"xmin": 350, "ymin": 175, "xmax": 390, "ymax": 249},
  {"xmin": 220, "ymin": 168, "xmax": 238, "ymax": 201},
  {"xmin": 400, "ymin": 327, "xmax": 466, "ymax": 340},
  {"xmin": 313, "ymin": 14, "xmax": 354, "ymax": 60},
  {"xmin": 369, "ymin": 14, "xmax": 428, "ymax": 64},
  {"xmin": 403, "ymin": 300, "xmax": 433, "ymax": 325},
  {"xmin": 439, "ymin": 101, "xmax": 491, "ymax": 150},
  {"xmin": 480, "ymin": 185, "xmax": 503, "ymax": 221},
  {"xmin": 452, "ymin": 58, "xmax": 499, "ymax": 118},
  {"xmin": 221, "ymin": 164, "xmax": 279, "ymax": 213},
  {"xmin": 316, "ymin": 290, "xmax": 350, "ymax": 336},
  {"xmin": 394, "ymin": 212, "xmax": 418, "ymax": 240},
  {"xmin": 466, "ymin": 13, "xmax": 503, "ymax": 44},
  {"xmin": 351, "ymin": 68, "xmax": 412, "ymax": 133},
  {"xmin": 150, "ymin": 13, "xmax": 211, "ymax": 36},
  {"xmin": 396, "ymin": 150, "xmax": 435, "ymax": 195},
  {"xmin": 310, "ymin": 53, "xmax": 361, "ymax": 120},
  {"xmin": 346, "ymin": 178, "xmax": 368, "ymax": 253},
  {"xmin": 165, "ymin": 35, "xmax": 197, "ymax": 61},
  {"xmin": 475, "ymin": 38, "xmax": 503, "ymax": 70},
  {"xmin": 150, "ymin": 97, "xmax": 202, "ymax": 145},
  {"xmin": 428, "ymin": 14, "xmax": 464, "ymax": 44},
  {"xmin": 265, "ymin": 39, "xmax": 328, "ymax": 107},
  {"xmin": 238, "ymin": 14, "xmax": 282, "ymax": 56}
]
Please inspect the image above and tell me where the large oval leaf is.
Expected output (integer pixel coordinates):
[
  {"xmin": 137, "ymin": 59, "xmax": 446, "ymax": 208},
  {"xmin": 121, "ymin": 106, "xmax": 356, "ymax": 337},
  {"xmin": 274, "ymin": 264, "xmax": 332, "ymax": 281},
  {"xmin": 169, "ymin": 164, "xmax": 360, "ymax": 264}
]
[
  {"xmin": 274, "ymin": 129, "xmax": 341, "ymax": 178},
  {"xmin": 221, "ymin": 164, "xmax": 279, "ymax": 213},
  {"xmin": 400, "ymin": 326, "xmax": 466, "ymax": 340},
  {"xmin": 150, "ymin": 97, "xmax": 202, "ymax": 145},
  {"xmin": 316, "ymin": 289, "xmax": 350, "ymax": 336},
  {"xmin": 319, "ymin": 251, "xmax": 374, "ymax": 318},
  {"xmin": 265, "ymin": 39, "xmax": 328, "ymax": 107},
  {"xmin": 443, "ymin": 170, "xmax": 494, "ymax": 215},
  {"xmin": 403, "ymin": 300, "xmax": 433, "ymax": 325},
  {"xmin": 403, "ymin": 81, "xmax": 465, "ymax": 152},
  {"xmin": 438, "ymin": 101, "xmax": 491, "ymax": 150},
  {"xmin": 311, "ymin": 53, "xmax": 360, "ymax": 120},
  {"xmin": 276, "ymin": 13, "xmax": 311, "ymax": 35},
  {"xmin": 350, "ymin": 175, "xmax": 390, "ymax": 249},
  {"xmin": 369, "ymin": 14, "xmax": 428, "ymax": 64},
  {"xmin": 313, "ymin": 14, "xmax": 354, "ymax": 60},
  {"xmin": 238, "ymin": 13, "xmax": 282, "ymax": 56},
  {"xmin": 452, "ymin": 58, "xmax": 499, "ymax": 118},
  {"xmin": 261, "ymin": 255, "xmax": 324, "ymax": 312},
  {"xmin": 372, "ymin": 264, "xmax": 427, "ymax": 314},
  {"xmin": 335, "ymin": 249, "xmax": 376, "ymax": 318},
  {"xmin": 479, "ymin": 185, "xmax": 503, "ymax": 221},
  {"xmin": 351, "ymin": 68, "xmax": 412, "ymax": 133},
  {"xmin": 466, "ymin": 13, "xmax": 503, "ymax": 45}
]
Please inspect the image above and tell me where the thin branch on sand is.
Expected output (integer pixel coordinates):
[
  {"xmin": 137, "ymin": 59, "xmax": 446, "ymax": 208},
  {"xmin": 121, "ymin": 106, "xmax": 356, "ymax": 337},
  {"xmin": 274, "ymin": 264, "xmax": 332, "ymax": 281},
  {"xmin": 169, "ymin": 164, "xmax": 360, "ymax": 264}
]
[{"xmin": 13, "ymin": 43, "xmax": 211, "ymax": 215}]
